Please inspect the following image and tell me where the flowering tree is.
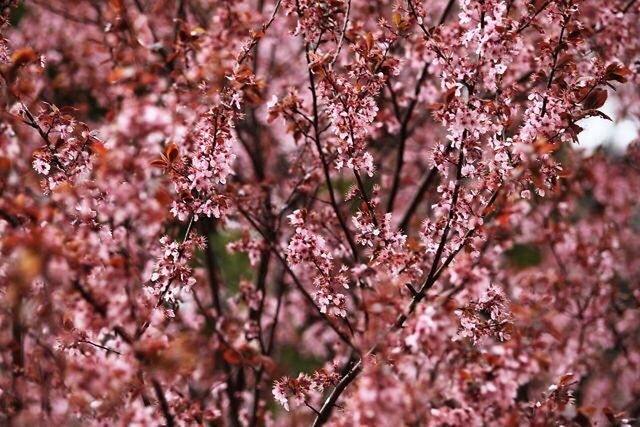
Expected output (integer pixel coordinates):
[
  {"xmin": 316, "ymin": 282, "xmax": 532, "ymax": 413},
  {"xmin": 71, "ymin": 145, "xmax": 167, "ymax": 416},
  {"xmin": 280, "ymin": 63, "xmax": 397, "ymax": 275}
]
[{"xmin": 1, "ymin": 0, "xmax": 640, "ymax": 425}]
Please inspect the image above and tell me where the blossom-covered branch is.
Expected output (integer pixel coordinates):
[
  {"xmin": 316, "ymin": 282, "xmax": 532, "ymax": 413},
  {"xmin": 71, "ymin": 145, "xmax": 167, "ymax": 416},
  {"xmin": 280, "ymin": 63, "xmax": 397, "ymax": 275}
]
[{"xmin": 1, "ymin": 0, "xmax": 640, "ymax": 426}]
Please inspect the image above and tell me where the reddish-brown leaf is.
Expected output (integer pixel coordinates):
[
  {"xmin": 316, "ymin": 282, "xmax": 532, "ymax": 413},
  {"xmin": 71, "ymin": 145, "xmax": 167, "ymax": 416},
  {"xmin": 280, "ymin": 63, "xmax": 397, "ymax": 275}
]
[
  {"xmin": 605, "ymin": 63, "xmax": 631, "ymax": 83},
  {"xmin": 165, "ymin": 143, "xmax": 179, "ymax": 163},
  {"xmin": 583, "ymin": 88, "xmax": 608, "ymax": 110}
]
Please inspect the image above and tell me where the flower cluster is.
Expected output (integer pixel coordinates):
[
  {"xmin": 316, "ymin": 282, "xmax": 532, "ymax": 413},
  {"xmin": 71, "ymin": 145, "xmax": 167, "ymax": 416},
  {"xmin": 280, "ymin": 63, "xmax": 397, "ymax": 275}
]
[
  {"xmin": 149, "ymin": 234, "xmax": 205, "ymax": 308},
  {"xmin": 160, "ymin": 108, "xmax": 236, "ymax": 222},
  {"xmin": 354, "ymin": 211, "xmax": 421, "ymax": 278},
  {"xmin": 454, "ymin": 285, "xmax": 514, "ymax": 344},
  {"xmin": 311, "ymin": 31, "xmax": 398, "ymax": 176},
  {"xmin": 2, "ymin": 0, "xmax": 640, "ymax": 425},
  {"xmin": 273, "ymin": 368, "xmax": 340, "ymax": 411},
  {"xmin": 286, "ymin": 209, "xmax": 349, "ymax": 317},
  {"xmin": 27, "ymin": 105, "xmax": 104, "ymax": 193}
]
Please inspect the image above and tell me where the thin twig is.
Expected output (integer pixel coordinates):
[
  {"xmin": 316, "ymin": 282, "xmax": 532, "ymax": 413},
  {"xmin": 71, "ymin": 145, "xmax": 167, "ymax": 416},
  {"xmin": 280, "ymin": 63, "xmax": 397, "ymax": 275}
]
[
  {"xmin": 330, "ymin": 0, "xmax": 351, "ymax": 66},
  {"xmin": 516, "ymin": 0, "xmax": 554, "ymax": 34},
  {"xmin": 397, "ymin": 143, "xmax": 453, "ymax": 232},
  {"xmin": 237, "ymin": 0, "xmax": 284, "ymax": 65},
  {"xmin": 152, "ymin": 378, "xmax": 175, "ymax": 427},
  {"xmin": 395, "ymin": 146, "xmax": 465, "ymax": 328},
  {"xmin": 78, "ymin": 339, "xmax": 123, "ymax": 356},
  {"xmin": 312, "ymin": 359, "xmax": 362, "ymax": 426},
  {"xmin": 541, "ymin": 13, "xmax": 570, "ymax": 117},
  {"xmin": 303, "ymin": 42, "xmax": 360, "ymax": 261},
  {"xmin": 237, "ymin": 207, "xmax": 357, "ymax": 352},
  {"xmin": 386, "ymin": 62, "xmax": 430, "ymax": 213}
]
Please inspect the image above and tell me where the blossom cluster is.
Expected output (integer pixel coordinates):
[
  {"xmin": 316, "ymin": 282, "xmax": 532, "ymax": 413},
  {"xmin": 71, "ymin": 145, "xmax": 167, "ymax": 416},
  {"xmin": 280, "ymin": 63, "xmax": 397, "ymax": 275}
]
[
  {"xmin": 1, "ymin": 0, "xmax": 640, "ymax": 426},
  {"xmin": 149, "ymin": 234, "xmax": 205, "ymax": 311},
  {"xmin": 28, "ymin": 104, "xmax": 104, "ymax": 192},
  {"xmin": 273, "ymin": 368, "xmax": 340, "ymax": 412},
  {"xmin": 157, "ymin": 107, "xmax": 237, "ymax": 222},
  {"xmin": 286, "ymin": 209, "xmax": 349, "ymax": 317}
]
